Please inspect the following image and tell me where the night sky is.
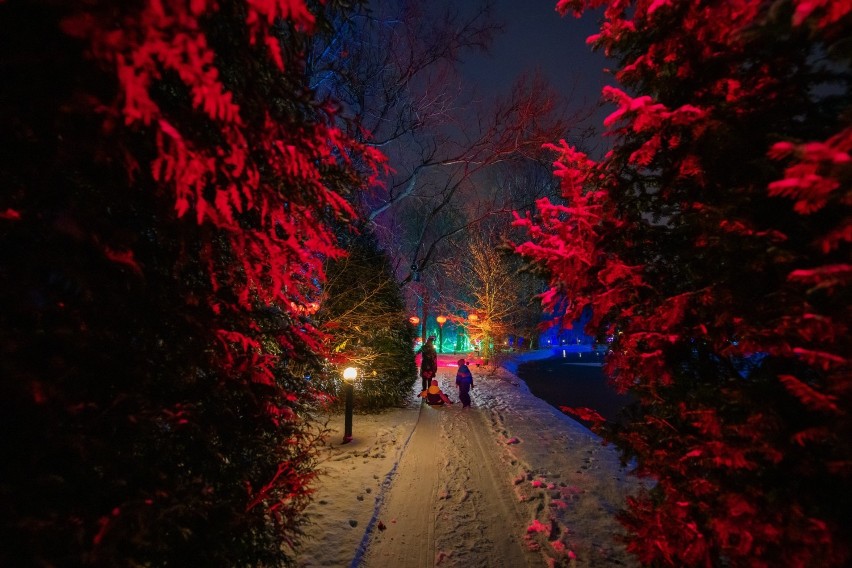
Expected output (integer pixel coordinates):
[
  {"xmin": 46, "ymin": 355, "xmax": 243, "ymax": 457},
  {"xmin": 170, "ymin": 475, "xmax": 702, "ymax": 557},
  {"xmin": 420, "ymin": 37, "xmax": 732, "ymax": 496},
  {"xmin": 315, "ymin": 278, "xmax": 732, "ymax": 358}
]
[{"xmin": 460, "ymin": 0, "xmax": 614, "ymax": 148}]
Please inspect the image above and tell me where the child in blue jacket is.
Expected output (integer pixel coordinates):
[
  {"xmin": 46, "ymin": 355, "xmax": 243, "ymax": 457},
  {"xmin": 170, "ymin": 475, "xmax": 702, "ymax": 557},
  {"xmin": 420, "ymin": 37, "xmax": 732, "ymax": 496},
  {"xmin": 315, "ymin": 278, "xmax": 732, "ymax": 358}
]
[{"xmin": 455, "ymin": 359, "xmax": 475, "ymax": 408}]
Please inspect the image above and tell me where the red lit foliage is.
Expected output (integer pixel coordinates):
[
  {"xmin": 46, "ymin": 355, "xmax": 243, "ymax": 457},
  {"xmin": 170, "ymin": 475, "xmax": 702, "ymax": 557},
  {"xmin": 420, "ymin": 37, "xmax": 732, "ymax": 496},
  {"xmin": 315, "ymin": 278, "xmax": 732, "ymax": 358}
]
[
  {"xmin": 0, "ymin": 0, "xmax": 380, "ymax": 565},
  {"xmin": 516, "ymin": 1, "xmax": 850, "ymax": 566}
]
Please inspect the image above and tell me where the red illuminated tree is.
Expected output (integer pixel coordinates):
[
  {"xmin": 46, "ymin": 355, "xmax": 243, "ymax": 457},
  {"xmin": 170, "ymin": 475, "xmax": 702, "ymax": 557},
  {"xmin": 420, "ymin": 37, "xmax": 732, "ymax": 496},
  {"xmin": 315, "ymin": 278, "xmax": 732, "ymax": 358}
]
[
  {"xmin": 516, "ymin": 1, "xmax": 850, "ymax": 566},
  {"xmin": 1, "ymin": 0, "xmax": 380, "ymax": 565}
]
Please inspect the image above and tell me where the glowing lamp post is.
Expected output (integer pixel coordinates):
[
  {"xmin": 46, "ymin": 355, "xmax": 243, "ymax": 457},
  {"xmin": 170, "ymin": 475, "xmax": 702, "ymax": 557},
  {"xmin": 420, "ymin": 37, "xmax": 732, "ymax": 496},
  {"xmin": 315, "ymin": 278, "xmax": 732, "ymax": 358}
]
[
  {"xmin": 408, "ymin": 315, "xmax": 422, "ymax": 344},
  {"xmin": 436, "ymin": 315, "xmax": 447, "ymax": 353},
  {"xmin": 342, "ymin": 367, "xmax": 357, "ymax": 444}
]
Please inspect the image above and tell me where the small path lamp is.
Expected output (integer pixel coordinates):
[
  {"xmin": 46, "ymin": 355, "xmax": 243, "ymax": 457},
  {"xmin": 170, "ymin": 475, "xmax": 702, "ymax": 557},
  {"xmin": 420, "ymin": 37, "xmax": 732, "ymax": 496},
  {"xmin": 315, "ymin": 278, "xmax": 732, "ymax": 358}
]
[
  {"xmin": 436, "ymin": 315, "xmax": 447, "ymax": 353},
  {"xmin": 342, "ymin": 366, "xmax": 357, "ymax": 444}
]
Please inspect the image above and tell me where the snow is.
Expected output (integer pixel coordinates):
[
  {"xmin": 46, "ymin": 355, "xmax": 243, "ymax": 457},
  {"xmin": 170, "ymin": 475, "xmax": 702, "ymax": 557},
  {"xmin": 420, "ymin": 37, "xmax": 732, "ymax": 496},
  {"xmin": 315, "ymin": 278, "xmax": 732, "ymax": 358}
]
[{"xmin": 296, "ymin": 351, "xmax": 643, "ymax": 567}]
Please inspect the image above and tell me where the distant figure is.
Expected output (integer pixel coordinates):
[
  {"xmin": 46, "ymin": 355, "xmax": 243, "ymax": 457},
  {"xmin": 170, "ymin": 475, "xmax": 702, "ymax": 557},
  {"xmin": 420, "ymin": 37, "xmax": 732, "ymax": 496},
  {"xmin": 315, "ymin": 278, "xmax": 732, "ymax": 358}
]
[
  {"xmin": 455, "ymin": 358, "xmax": 474, "ymax": 408},
  {"xmin": 416, "ymin": 335, "xmax": 438, "ymax": 392},
  {"xmin": 420, "ymin": 379, "xmax": 453, "ymax": 406}
]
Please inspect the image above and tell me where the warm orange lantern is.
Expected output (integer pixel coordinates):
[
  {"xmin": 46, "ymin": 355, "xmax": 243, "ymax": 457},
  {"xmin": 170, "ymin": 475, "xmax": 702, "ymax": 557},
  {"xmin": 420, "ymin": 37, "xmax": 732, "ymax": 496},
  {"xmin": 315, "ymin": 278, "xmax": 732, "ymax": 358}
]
[{"xmin": 436, "ymin": 315, "xmax": 447, "ymax": 353}]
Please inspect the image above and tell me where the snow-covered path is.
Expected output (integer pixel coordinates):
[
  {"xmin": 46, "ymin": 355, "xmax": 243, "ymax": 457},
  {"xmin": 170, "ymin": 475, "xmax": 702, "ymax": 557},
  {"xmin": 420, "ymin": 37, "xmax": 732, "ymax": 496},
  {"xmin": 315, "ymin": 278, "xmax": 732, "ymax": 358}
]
[
  {"xmin": 362, "ymin": 387, "xmax": 537, "ymax": 567},
  {"xmin": 296, "ymin": 352, "xmax": 642, "ymax": 567}
]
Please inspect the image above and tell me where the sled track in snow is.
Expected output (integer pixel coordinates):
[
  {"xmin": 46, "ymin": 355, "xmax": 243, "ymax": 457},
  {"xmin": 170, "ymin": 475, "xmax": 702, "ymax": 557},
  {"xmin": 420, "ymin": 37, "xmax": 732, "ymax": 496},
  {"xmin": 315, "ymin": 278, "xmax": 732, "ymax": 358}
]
[{"xmin": 349, "ymin": 401, "xmax": 425, "ymax": 568}]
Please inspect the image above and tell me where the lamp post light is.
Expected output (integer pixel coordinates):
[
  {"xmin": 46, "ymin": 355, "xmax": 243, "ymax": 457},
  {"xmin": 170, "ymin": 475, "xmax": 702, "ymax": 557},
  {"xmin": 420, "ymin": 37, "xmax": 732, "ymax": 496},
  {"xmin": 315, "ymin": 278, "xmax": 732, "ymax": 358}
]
[
  {"xmin": 342, "ymin": 367, "xmax": 357, "ymax": 444},
  {"xmin": 436, "ymin": 315, "xmax": 447, "ymax": 353},
  {"xmin": 408, "ymin": 315, "xmax": 422, "ymax": 345}
]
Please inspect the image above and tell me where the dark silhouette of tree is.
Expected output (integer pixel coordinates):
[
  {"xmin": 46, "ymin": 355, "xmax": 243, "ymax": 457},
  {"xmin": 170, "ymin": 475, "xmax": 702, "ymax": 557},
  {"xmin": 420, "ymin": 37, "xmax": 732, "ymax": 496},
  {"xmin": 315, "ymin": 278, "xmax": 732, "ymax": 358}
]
[
  {"xmin": 306, "ymin": 0, "xmax": 581, "ymax": 340},
  {"xmin": 315, "ymin": 227, "xmax": 418, "ymax": 409},
  {"xmin": 0, "ymin": 0, "xmax": 379, "ymax": 565},
  {"xmin": 517, "ymin": 1, "xmax": 851, "ymax": 566},
  {"xmin": 385, "ymin": 73, "xmax": 572, "ymax": 287}
]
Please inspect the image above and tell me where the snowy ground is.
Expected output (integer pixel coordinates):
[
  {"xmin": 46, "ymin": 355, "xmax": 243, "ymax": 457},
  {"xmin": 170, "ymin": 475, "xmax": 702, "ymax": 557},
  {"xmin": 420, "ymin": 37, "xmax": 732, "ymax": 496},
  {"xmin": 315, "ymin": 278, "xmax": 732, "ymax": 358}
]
[{"xmin": 295, "ymin": 351, "xmax": 644, "ymax": 567}]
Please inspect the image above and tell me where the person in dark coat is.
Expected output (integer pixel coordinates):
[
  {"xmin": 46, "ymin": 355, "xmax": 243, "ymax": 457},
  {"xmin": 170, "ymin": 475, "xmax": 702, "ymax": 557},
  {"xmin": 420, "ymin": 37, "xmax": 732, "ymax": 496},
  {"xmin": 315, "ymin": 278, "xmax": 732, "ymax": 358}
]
[
  {"xmin": 455, "ymin": 358, "xmax": 474, "ymax": 408},
  {"xmin": 420, "ymin": 379, "xmax": 453, "ymax": 405},
  {"xmin": 416, "ymin": 335, "xmax": 438, "ymax": 392}
]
